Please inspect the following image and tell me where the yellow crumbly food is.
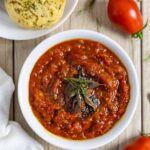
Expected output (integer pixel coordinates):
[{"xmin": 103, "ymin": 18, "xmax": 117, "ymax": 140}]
[{"xmin": 5, "ymin": 0, "xmax": 66, "ymax": 29}]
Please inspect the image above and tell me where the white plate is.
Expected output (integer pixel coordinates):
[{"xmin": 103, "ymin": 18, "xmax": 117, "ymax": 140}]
[{"xmin": 0, "ymin": 0, "xmax": 78, "ymax": 40}]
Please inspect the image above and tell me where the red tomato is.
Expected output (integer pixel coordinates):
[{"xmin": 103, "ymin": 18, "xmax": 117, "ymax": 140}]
[
  {"xmin": 108, "ymin": 0, "xmax": 145, "ymax": 39},
  {"xmin": 123, "ymin": 136, "xmax": 150, "ymax": 150}
]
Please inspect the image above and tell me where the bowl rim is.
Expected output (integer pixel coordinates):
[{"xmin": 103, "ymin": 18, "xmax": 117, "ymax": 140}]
[
  {"xmin": 18, "ymin": 29, "xmax": 139, "ymax": 150},
  {"xmin": 0, "ymin": 0, "xmax": 79, "ymax": 40}
]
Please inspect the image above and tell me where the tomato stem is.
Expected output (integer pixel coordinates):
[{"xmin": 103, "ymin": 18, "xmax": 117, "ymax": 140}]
[
  {"xmin": 132, "ymin": 31, "xmax": 142, "ymax": 39},
  {"xmin": 132, "ymin": 20, "xmax": 148, "ymax": 39}
]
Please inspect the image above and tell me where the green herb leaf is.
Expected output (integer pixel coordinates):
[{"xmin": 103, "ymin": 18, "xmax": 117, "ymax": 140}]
[
  {"xmin": 144, "ymin": 54, "xmax": 150, "ymax": 61},
  {"xmin": 66, "ymin": 77, "xmax": 88, "ymax": 97},
  {"xmin": 65, "ymin": 77, "xmax": 101, "ymax": 113},
  {"xmin": 96, "ymin": 17, "xmax": 101, "ymax": 27},
  {"xmin": 76, "ymin": 8, "xmax": 87, "ymax": 16},
  {"xmin": 66, "ymin": 77, "xmax": 101, "ymax": 97}
]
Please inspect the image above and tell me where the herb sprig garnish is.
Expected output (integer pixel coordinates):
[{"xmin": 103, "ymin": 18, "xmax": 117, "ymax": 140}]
[
  {"xmin": 66, "ymin": 77, "xmax": 101, "ymax": 97},
  {"xmin": 66, "ymin": 78, "xmax": 88, "ymax": 97},
  {"xmin": 65, "ymin": 77, "xmax": 100, "ymax": 113},
  {"xmin": 66, "ymin": 77, "xmax": 89, "ymax": 97}
]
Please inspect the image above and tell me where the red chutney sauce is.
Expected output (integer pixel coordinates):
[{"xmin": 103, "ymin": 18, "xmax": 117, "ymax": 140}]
[{"xmin": 29, "ymin": 39, "xmax": 130, "ymax": 140}]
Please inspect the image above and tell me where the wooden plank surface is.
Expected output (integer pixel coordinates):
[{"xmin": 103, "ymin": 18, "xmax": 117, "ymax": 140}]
[
  {"xmin": 142, "ymin": 0, "xmax": 150, "ymax": 135},
  {"xmin": 0, "ymin": 38, "xmax": 13, "ymax": 119},
  {"xmin": 0, "ymin": 0, "xmax": 149, "ymax": 150}
]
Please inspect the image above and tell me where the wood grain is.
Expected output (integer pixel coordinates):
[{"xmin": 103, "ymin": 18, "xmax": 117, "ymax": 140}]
[
  {"xmin": 0, "ymin": 38, "xmax": 13, "ymax": 119},
  {"xmin": 142, "ymin": 0, "xmax": 150, "ymax": 135},
  {"xmin": 0, "ymin": 0, "xmax": 145, "ymax": 150}
]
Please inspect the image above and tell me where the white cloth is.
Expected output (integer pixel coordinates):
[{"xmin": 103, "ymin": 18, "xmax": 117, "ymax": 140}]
[{"xmin": 0, "ymin": 68, "xmax": 43, "ymax": 150}]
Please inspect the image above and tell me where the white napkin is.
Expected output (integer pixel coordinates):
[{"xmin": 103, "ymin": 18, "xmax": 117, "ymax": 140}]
[{"xmin": 0, "ymin": 68, "xmax": 43, "ymax": 150}]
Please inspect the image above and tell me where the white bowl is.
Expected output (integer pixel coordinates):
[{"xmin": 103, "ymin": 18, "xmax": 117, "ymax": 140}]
[
  {"xmin": 0, "ymin": 0, "xmax": 78, "ymax": 40},
  {"xmin": 18, "ymin": 30, "xmax": 139, "ymax": 150}
]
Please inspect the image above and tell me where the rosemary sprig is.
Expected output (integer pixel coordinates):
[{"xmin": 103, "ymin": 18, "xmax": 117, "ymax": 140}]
[
  {"xmin": 66, "ymin": 77, "xmax": 101, "ymax": 97},
  {"xmin": 65, "ymin": 76, "xmax": 101, "ymax": 113},
  {"xmin": 66, "ymin": 77, "xmax": 88, "ymax": 97}
]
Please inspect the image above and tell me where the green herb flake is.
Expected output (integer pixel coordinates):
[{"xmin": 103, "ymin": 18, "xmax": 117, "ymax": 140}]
[
  {"xmin": 66, "ymin": 77, "xmax": 88, "ymax": 97},
  {"xmin": 144, "ymin": 54, "xmax": 150, "ymax": 61},
  {"xmin": 96, "ymin": 17, "xmax": 101, "ymax": 26},
  {"xmin": 76, "ymin": 8, "xmax": 87, "ymax": 16}
]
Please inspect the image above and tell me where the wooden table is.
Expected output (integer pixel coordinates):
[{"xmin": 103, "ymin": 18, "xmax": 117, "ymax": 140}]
[{"xmin": 0, "ymin": 0, "xmax": 150, "ymax": 150}]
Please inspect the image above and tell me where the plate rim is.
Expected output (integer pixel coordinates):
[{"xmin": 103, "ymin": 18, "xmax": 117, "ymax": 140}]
[{"xmin": 0, "ymin": 0, "xmax": 79, "ymax": 40}]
